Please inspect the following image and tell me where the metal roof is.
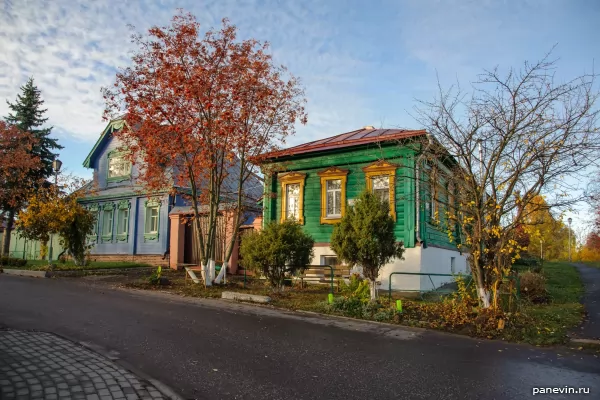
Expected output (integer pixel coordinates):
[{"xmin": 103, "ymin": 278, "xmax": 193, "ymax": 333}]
[{"xmin": 264, "ymin": 127, "xmax": 426, "ymax": 159}]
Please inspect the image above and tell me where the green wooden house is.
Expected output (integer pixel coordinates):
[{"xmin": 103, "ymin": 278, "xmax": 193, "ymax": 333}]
[{"xmin": 261, "ymin": 126, "xmax": 468, "ymax": 292}]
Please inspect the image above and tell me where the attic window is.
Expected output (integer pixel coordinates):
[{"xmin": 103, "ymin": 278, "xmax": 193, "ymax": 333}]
[{"xmin": 107, "ymin": 151, "xmax": 131, "ymax": 181}]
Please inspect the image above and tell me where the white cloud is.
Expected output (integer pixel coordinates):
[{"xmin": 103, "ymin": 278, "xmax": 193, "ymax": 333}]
[{"xmin": 0, "ymin": 0, "xmax": 375, "ymax": 146}]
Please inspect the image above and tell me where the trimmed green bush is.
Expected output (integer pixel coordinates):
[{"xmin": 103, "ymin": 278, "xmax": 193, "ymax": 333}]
[
  {"xmin": 240, "ymin": 220, "xmax": 315, "ymax": 291},
  {"xmin": 0, "ymin": 256, "xmax": 27, "ymax": 267}
]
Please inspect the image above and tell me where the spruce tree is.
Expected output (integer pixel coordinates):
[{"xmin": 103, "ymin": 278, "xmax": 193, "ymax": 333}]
[
  {"xmin": 2, "ymin": 78, "xmax": 62, "ymax": 255},
  {"xmin": 5, "ymin": 77, "xmax": 63, "ymax": 182}
]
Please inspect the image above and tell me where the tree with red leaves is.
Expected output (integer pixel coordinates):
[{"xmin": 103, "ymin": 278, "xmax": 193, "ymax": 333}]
[
  {"xmin": 0, "ymin": 121, "xmax": 42, "ymax": 255},
  {"xmin": 103, "ymin": 11, "xmax": 307, "ymax": 284}
]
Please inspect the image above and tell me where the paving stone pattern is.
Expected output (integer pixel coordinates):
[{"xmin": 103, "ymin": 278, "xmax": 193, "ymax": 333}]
[{"xmin": 0, "ymin": 330, "xmax": 165, "ymax": 400}]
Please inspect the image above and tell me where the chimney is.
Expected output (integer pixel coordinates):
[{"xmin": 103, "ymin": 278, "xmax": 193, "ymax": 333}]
[{"xmin": 363, "ymin": 125, "xmax": 375, "ymax": 130}]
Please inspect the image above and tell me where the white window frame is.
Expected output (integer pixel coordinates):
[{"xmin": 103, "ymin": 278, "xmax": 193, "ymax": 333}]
[
  {"xmin": 325, "ymin": 179, "xmax": 342, "ymax": 218},
  {"xmin": 285, "ymin": 183, "xmax": 301, "ymax": 221},
  {"xmin": 371, "ymin": 175, "xmax": 390, "ymax": 204},
  {"xmin": 321, "ymin": 255, "xmax": 338, "ymax": 266},
  {"xmin": 144, "ymin": 199, "xmax": 161, "ymax": 241},
  {"xmin": 107, "ymin": 150, "xmax": 131, "ymax": 181}
]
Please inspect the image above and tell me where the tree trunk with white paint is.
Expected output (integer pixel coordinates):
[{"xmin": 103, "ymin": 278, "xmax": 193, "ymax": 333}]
[
  {"xmin": 209, "ymin": 259, "xmax": 216, "ymax": 282},
  {"xmin": 478, "ymin": 287, "xmax": 491, "ymax": 308},
  {"xmin": 214, "ymin": 261, "xmax": 227, "ymax": 284},
  {"xmin": 369, "ymin": 279, "xmax": 377, "ymax": 301}
]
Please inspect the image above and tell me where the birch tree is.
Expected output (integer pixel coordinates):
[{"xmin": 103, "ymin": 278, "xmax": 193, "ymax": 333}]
[{"xmin": 414, "ymin": 53, "xmax": 600, "ymax": 308}]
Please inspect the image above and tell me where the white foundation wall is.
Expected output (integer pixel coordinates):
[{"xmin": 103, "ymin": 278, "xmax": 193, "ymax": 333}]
[
  {"xmin": 311, "ymin": 246, "xmax": 338, "ymax": 266},
  {"xmin": 310, "ymin": 244, "xmax": 467, "ymax": 293},
  {"xmin": 378, "ymin": 247, "xmax": 422, "ymax": 293},
  {"xmin": 419, "ymin": 246, "xmax": 468, "ymax": 291}
]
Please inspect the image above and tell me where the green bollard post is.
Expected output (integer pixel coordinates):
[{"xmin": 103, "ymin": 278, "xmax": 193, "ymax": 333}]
[
  {"xmin": 328, "ymin": 293, "xmax": 334, "ymax": 304},
  {"xmin": 396, "ymin": 299, "xmax": 402, "ymax": 313}
]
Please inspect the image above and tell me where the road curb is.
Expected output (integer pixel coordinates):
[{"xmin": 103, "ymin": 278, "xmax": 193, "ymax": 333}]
[
  {"xmin": 1, "ymin": 269, "xmax": 48, "ymax": 278},
  {"xmin": 570, "ymin": 338, "xmax": 600, "ymax": 345}
]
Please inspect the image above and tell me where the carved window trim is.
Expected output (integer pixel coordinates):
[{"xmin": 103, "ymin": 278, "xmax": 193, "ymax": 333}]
[
  {"xmin": 363, "ymin": 160, "xmax": 397, "ymax": 221},
  {"xmin": 279, "ymin": 172, "xmax": 306, "ymax": 224},
  {"xmin": 101, "ymin": 202, "xmax": 115, "ymax": 242},
  {"xmin": 318, "ymin": 167, "xmax": 349, "ymax": 225},
  {"xmin": 144, "ymin": 198, "xmax": 161, "ymax": 241},
  {"xmin": 87, "ymin": 203, "xmax": 100, "ymax": 242},
  {"xmin": 115, "ymin": 200, "xmax": 131, "ymax": 242}
]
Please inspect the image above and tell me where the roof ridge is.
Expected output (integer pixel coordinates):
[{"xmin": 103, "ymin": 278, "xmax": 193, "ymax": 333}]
[{"xmin": 264, "ymin": 127, "xmax": 426, "ymax": 159}]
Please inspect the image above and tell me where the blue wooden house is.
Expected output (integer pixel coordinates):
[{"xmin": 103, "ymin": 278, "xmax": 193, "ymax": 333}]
[
  {"xmin": 80, "ymin": 118, "xmax": 180, "ymax": 265},
  {"xmin": 80, "ymin": 117, "xmax": 261, "ymax": 269}
]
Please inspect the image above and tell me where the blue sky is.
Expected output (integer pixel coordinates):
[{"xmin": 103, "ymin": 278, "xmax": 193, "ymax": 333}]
[{"xmin": 1, "ymin": 0, "xmax": 599, "ymax": 232}]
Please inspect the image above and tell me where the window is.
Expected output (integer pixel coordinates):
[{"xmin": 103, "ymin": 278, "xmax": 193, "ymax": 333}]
[
  {"xmin": 117, "ymin": 209, "xmax": 129, "ymax": 234},
  {"xmin": 145, "ymin": 207, "xmax": 159, "ymax": 233},
  {"xmin": 326, "ymin": 179, "xmax": 342, "ymax": 218},
  {"xmin": 87, "ymin": 204, "xmax": 99, "ymax": 242},
  {"xmin": 279, "ymin": 173, "xmax": 306, "ymax": 224},
  {"xmin": 429, "ymin": 167, "xmax": 438, "ymax": 220},
  {"xmin": 286, "ymin": 183, "xmax": 300, "ymax": 220},
  {"xmin": 101, "ymin": 204, "xmax": 114, "ymax": 241},
  {"xmin": 371, "ymin": 175, "xmax": 390, "ymax": 204},
  {"xmin": 363, "ymin": 160, "xmax": 397, "ymax": 220},
  {"xmin": 318, "ymin": 167, "xmax": 348, "ymax": 224},
  {"xmin": 116, "ymin": 200, "xmax": 130, "ymax": 241},
  {"xmin": 321, "ymin": 255, "xmax": 338, "ymax": 266},
  {"xmin": 451, "ymin": 257, "xmax": 456, "ymax": 274},
  {"xmin": 107, "ymin": 151, "xmax": 131, "ymax": 181},
  {"xmin": 438, "ymin": 181, "xmax": 447, "ymax": 221},
  {"xmin": 144, "ymin": 199, "xmax": 161, "ymax": 241}
]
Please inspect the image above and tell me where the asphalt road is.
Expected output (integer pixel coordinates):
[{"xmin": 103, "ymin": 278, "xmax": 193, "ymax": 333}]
[
  {"xmin": 572, "ymin": 263, "xmax": 600, "ymax": 339},
  {"xmin": 0, "ymin": 275, "xmax": 598, "ymax": 400}
]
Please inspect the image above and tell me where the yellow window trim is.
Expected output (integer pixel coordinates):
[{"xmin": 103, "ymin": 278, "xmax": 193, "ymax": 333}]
[
  {"xmin": 363, "ymin": 160, "xmax": 397, "ymax": 221},
  {"xmin": 279, "ymin": 172, "xmax": 306, "ymax": 224},
  {"xmin": 318, "ymin": 167, "xmax": 349, "ymax": 224}
]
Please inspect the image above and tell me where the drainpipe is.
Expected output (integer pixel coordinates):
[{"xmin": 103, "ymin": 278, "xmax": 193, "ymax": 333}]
[
  {"xmin": 415, "ymin": 133, "xmax": 434, "ymax": 245},
  {"xmin": 164, "ymin": 193, "xmax": 177, "ymax": 264}
]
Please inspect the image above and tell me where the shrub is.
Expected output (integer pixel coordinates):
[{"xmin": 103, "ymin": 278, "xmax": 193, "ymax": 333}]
[
  {"xmin": 330, "ymin": 296, "xmax": 366, "ymax": 318},
  {"xmin": 519, "ymin": 271, "xmax": 548, "ymax": 303},
  {"xmin": 239, "ymin": 220, "xmax": 314, "ymax": 291},
  {"xmin": 329, "ymin": 296, "xmax": 398, "ymax": 321},
  {"xmin": 339, "ymin": 274, "xmax": 371, "ymax": 302},
  {"xmin": 330, "ymin": 190, "xmax": 404, "ymax": 300},
  {"xmin": 16, "ymin": 185, "xmax": 96, "ymax": 266},
  {"xmin": 0, "ymin": 257, "xmax": 27, "ymax": 267},
  {"xmin": 148, "ymin": 266, "xmax": 163, "ymax": 285},
  {"xmin": 513, "ymin": 255, "xmax": 542, "ymax": 273}
]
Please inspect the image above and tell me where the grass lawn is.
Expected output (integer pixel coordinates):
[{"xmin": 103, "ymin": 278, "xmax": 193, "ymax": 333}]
[
  {"xmin": 518, "ymin": 261, "xmax": 584, "ymax": 345},
  {"xmin": 126, "ymin": 270, "xmax": 331, "ymax": 312},
  {"xmin": 2, "ymin": 259, "xmax": 152, "ymax": 271}
]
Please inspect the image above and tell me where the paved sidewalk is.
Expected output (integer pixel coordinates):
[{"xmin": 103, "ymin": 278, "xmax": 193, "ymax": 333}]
[
  {"xmin": 572, "ymin": 263, "xmax": 600, "ymax": 340},
  {"xmin": 0, "ymin": 330, "xmax": 167, "ymax": 400}
]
